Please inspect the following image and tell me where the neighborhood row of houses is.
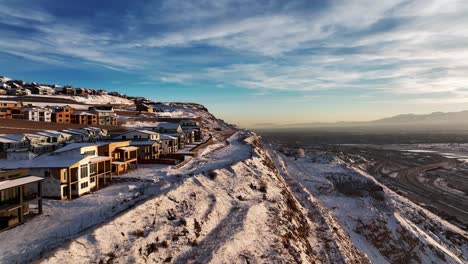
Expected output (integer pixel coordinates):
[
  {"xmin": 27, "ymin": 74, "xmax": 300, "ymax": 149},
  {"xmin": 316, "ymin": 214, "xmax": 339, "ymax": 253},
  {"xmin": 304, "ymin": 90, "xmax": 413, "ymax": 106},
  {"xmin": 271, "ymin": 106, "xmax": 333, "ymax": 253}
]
[
  {"xmin": 0, "ymin": 119, "xmax": 204, "ymax": 231},
  {"xmin": 0, "ymin": 79, "xmax": 109, "ymax": 96},
  {"xmin": 0, "ymin": 102, "xmax": 117, "ymax": 125}
]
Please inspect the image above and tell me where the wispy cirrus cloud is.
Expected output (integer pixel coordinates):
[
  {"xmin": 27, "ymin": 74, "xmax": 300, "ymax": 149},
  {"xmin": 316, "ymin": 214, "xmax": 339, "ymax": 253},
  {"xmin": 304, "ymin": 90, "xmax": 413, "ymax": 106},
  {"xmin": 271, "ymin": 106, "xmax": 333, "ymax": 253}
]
[{"xmin": 1, "ymin": 0, "xmax": 468, "ymax": 115}]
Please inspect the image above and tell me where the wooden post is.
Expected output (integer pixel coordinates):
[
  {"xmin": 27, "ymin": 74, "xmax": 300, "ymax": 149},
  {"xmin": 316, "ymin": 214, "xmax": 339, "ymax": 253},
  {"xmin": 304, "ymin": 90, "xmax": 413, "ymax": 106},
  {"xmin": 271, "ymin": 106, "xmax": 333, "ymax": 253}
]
[
  {"xmin": 67, "ymin": 168, "xmax": 72, "ymax": 200},
  {"xmin": 38, "ymin": 181, "xmax": 43, "ymax": 214},
  {"xmin": 18, "ymin": 186, "xmax": 23, "ymax": 223}
]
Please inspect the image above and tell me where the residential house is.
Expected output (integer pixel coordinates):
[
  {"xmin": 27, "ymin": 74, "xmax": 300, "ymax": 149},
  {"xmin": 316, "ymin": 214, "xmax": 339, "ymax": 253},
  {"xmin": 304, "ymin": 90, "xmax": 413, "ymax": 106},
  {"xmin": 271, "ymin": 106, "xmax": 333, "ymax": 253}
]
[
  {"xmin": 136, "ymin": 103, "xmax": 153, "ymax": 113},
  {"xmin": 180, "ymin": 119, "xmax": 203, "ymax": 141},
  {"xmin": 61, "ymin": 128, "xmax": 101, "ymax": 142},
  {"xmin": 0, "ymin": 134, "xmax": 30, "ymax": 152},
  {"xmin": 71, "ymin": 111, "xmax": 98, "ymax": 125},
  {"xmin": 49, "ymin": 105, "xmax": 74, "ymax": 123},
  {"xmin": 97, "ymin": 141, "xmax": 138, "ymax": 175},
  {"xmin": 21, "ymin": 107, "xmax": 52, "ymax": 122},
  {"xmin": 166, "ymin": 133, "xmax": 186, "ymax": 150},
  {"xmin": 153, "ymin": 122, "xmax": 183, "ymax": 134},
  {"xmin": 0, "ymin": 101, "xmax": 22, "ymax": 119},
  {"xmin": 159, "ymin": 134, "xmax": 178, "ymax": 154},
  {"xmin": 75, "ymin": 88, "xmax": 87, "ymax": 95},
  {"xmin": 89, "ymin": 106, "xmax": 117, "ymax": 125},
  {"xmin": 30, "ymin": 85, "xmax": 55, "ymax": 95},
  {"xmin": 61, "ymin": 86, "xmax": 76, "ymax": 96},
  {"xmin": 36, "ymin": 130, "xmax": 73, "ymax": 144},
  {"xmin": 114, "ymin": 129, "xmax": 160, "ymax": 141},
  {"xmin": 0, "ymin": 169, "xmax": 43, "ymax": 231},
  {"xmin": 0, "ymin": 143, "xmax": 113, "ymax": 200},
  {"xmin": 130, "ymin": 141, "xmax": 161, "ymax": 161},
  {"xmin": 7, "ymin": 87, "xmax": 31, "ymax": 96},
  {"xmin": 25, "ymin": 134, "xmax": 56, "ymax": 154}
]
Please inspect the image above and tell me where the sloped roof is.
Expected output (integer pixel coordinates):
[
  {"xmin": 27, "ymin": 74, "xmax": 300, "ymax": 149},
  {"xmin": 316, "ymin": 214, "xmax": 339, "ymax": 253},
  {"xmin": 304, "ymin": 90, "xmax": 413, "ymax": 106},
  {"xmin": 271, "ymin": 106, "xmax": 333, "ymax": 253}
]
[{"xmin": 0, "ymin": 176, "xmax": 44, "ymax": 191}]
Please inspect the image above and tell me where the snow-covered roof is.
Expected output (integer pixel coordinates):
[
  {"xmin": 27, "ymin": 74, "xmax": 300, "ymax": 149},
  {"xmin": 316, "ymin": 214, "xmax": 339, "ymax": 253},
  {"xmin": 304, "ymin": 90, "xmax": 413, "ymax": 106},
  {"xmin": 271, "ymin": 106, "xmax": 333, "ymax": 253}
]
[
  {"xmin": 120, "ymin": 129, "xmax": 159, "ymax": 136},
  {"xmin": 0, "ymin": 100, "xmax": 20, "ymax": 104},
  {"xmin": 89, "ymin": 156, "xmax": 112, "ymax": 163},
  {"xmin": 155, "ymin": 122, "xmax": 181, "ymax": 130},
  {"xmin": 130, "ymin": 140, "xmax": 160, "ymax": 146},
  {"xmin": 25, "ymin": 133, "xmax": 49, "ymax": 139},
  {"xmin": 54, "ymin": 143, "xmax": 97, "ymax": 153},
  {"xmin": 0, "ymin": 176, "xmax": 44, "ymax": 191},
  {"xmin": 160, "ymin": 134, "xmax": 177, "ymax": 140},
  {"xmin": 117, "ymin": 146, "xmax": 138, "ymax": 151},
  {"xmin": 0, "ymin": 134, "xmax": 26, "ymax": 142}
]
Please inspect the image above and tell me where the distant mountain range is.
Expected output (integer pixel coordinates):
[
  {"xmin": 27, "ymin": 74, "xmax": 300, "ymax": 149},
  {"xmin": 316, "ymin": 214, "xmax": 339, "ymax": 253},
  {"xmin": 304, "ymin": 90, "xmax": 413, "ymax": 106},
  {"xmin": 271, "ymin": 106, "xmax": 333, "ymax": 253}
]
[{"xmin": 257, "ymin": 110, "xmax": 468, "ymax": 132}]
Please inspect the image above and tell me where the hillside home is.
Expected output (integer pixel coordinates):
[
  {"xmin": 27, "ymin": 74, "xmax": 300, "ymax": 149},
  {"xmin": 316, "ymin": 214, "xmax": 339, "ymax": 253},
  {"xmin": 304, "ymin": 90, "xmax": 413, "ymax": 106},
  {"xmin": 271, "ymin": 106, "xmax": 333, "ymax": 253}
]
[
  {"xmin": 0, "ymin": 134, "xmax": 30, "ymax": 152},
  {"xmin": 49, "ymin": 105, "xmax": 74, "ymax": 123},
  {"xmin": 114, "ymin": 129, "xmax": 160, "ymax": 141},
  {"xmin": 130, "ymin": 141, "xmax": 161, "ymax": 161},
  {"xmin": 180, "ymin": 120, "xmax": 203, "ymax": 141},
  {"xmin": 61, "ymin": 128, "xmax": 102, "ymax": 142},
  {"xmin": 30, "ymin": 85, "xmax": 55, "ymax": 95},
  {"xmin": 61, "ymin": 86, "xmax": 76, "ymax": 96},
  {"xmin": 0, "ymin": 144, "xmax": 113, "ymax": 200},
  {"xmin": 89, "ymin": 106, "xmax": 117, "ymax": 125},
  {"xmin": 25, "ymin": 134, "xmax": 57, "ymax": 154},
  {"xmin": 166, "ymin": 133, "xmax": 186, "ymax": 149},
  {"xmin": 0, "ymin": 101, "xmax": 22, "ymax": 119},
  {"xmin": 21, "ymin": 107, "xmax": 52, "ymax": 122},
  {"xmin": 136, "ymin": 103, "xmax": 154, "ymax": 113},
  {"xmin": 153, "ymin": 122, "xmax": 183, "ymax": 134},
  {"xmin": 7, "ymin": 87, "xmax": 31, "ymax": 96},
  {"xmin": 97, "ymin": 141, "xmax": 138, "ymax": 175},
  {"xmin": 36, "ymin": 130, "xmax": 73, "ymax": 143},
  {"xmin": 71, "ymin": 111, "xmax": 98, "ymax": 125},
  {"xmin": 0, "ymin": 169, "xmax": 43, "ymax": 231},
  {"xmin": 159, "ymin": 134, "xmax": 178, "ymax": 154},
  {"xmin": 75, "ymin": 88, "xmax": 87, "ymax": 95}
]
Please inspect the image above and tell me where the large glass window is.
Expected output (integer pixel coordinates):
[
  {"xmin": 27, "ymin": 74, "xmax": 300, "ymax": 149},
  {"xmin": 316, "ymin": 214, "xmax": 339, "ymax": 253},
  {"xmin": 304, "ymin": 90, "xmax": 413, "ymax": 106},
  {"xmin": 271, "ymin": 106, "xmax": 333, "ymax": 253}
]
[{"xmin": 80, "ymin": 164, "xmax": 88, "ymax": 178}]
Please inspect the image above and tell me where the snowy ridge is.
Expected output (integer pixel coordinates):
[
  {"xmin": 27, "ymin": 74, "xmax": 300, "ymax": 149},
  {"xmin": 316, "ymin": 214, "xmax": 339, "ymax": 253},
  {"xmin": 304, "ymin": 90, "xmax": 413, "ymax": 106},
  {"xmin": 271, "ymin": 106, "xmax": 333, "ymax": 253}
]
[{"xmin": 39, "ymin": 132, "xmax": 369, "ymax": 263}]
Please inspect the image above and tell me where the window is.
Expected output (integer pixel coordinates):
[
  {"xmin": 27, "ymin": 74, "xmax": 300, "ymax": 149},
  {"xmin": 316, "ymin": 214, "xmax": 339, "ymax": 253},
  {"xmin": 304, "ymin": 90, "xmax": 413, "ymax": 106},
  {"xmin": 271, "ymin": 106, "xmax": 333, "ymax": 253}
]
[
  {"xmin": 44, "ymin": 170, "xmax": 50, "ymax": 177},
  {"xmin": 90, "ymin": 177, "xmax": 95, "ymax": 183},
  {"xmin": 83, "ymin": 150, "xmax": 96, "ymax": 156},
  {"xmin": 89, "ymin": 163, "xmax": 97, "ymax": 175},
  {"xmin": 80, "ymin": 164, "xmax": 88, "ymax": 178},
  {"xmin": 80, "ymin": 182, "xmax": 88, "ymax": 189}
]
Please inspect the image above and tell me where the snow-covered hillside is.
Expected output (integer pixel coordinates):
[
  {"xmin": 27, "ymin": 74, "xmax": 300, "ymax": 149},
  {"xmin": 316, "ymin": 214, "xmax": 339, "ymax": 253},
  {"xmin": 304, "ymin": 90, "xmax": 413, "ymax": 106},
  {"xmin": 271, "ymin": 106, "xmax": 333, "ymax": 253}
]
[
  {"xmin": 269, "ymin": 149, "xmax": 468, "ymax": 263},
  {"xmin": 29, "ymin": 131, "xmax": 372, "ymax": 264}
]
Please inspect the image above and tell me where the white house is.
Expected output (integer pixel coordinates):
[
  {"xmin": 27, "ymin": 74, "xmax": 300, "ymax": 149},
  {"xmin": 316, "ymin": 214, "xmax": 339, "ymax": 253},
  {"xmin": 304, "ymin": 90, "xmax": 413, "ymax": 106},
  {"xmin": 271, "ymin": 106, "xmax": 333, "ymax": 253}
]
[
  {"xmin": 21, "ymin": 107, "xmax": 52, "ymax": 122},
  {"xmin": 0, "ymin": 143, "xmax": 113, "ymax": 200}
]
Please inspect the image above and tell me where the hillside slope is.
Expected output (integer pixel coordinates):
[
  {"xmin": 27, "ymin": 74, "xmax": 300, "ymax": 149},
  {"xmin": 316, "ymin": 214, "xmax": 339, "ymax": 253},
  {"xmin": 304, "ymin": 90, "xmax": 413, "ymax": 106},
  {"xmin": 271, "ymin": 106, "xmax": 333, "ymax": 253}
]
[
  {"xmin": 40, "ymin": 132, "xmax": 370, "ymax": 263},
  {"xmin": 269, "ymin": 149, "xmax": 468, "ymax": 263}
]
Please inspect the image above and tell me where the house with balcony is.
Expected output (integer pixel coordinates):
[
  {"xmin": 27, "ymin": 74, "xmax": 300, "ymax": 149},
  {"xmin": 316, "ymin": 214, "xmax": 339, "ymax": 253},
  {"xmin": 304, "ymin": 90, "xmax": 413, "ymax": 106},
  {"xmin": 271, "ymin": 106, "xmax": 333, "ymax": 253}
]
[
  {"xmin": 97, "ymin": 141, "xmax": 138, "ymax": 175},
  {"xmin": 25, "ymin": 133, "xmax": 57, "ymax": 154},
  {"xmin": 49, "ymin": 105, "xmax": 74, "ymax": 123},
  {"xmin": 159, "ymin": 134, "xmax": 178, "ymax": 154},
  {"xmin": 0, "ymin": 101, "xmax": 22, "ymax": 119},
  {"xmin": 71, "ymin": 111, "xmax": 98, "ymax": 125},
  {"xmin": 130, "ymin": 141, "xmax": 161, "ymax": 162},
  {"xmin": 21, "ymin": 107, "xmax": 52, "ymax": 122},
  {"xmin": 0, "ymin": 169, "xmax": 43, "ymax": 231},
  {"xmin": 89, "ymin": 106, "xmax": 117, "ymax": 125},
  {"xmin": 180, "ymin": 119, "xmax": 203, "ymax": 142},
  {"xmin": 0, "ymin": 143, "xmax": 112, "ymax": 200},
  {"xmin": 0, "ymin": 134, "xmax": 30, "ymax": 153}
]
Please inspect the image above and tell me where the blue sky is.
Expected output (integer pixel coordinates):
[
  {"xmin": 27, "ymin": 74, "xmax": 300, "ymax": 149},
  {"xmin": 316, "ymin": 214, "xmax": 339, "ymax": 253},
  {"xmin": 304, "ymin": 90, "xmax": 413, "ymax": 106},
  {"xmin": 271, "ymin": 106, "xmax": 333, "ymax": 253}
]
[{"xmin": 1, "ymin": 0, "xmax": 468, "ymax": 127}]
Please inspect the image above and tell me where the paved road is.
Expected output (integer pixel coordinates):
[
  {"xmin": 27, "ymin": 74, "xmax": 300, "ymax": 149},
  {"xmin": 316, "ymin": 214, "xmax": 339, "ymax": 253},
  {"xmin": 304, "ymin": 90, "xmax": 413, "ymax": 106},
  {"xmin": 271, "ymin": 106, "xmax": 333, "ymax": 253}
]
[{"xmin": 338, "ymin": 147, "xmax": 468, "ymax": 230}]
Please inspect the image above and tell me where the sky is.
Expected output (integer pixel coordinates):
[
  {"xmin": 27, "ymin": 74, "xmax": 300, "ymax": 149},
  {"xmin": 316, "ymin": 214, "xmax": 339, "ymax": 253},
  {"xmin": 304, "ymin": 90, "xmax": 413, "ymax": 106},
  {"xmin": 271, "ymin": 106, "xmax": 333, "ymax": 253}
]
[{"xmin": 0, "ymin": 0, "xmax": 467, "ymax": 128}]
